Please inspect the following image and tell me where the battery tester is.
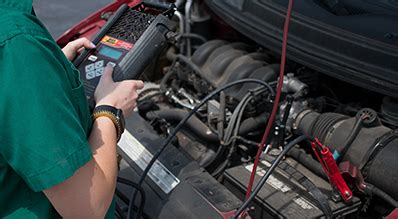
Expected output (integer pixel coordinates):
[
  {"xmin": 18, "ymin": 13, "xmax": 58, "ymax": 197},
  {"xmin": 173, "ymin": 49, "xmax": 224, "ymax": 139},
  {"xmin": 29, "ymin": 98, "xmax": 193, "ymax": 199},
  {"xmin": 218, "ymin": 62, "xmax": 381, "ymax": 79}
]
[{"xmin": 73, "ymin": 3, "xmax": 176, "ymax": 107}]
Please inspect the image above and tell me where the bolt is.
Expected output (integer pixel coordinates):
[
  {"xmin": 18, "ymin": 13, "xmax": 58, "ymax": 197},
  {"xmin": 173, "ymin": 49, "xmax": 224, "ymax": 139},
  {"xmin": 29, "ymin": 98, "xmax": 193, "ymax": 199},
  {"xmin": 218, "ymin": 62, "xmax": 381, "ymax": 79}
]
[{"xmin": 345, "ymin": 191, "xmax": 351, "ymax": 197}]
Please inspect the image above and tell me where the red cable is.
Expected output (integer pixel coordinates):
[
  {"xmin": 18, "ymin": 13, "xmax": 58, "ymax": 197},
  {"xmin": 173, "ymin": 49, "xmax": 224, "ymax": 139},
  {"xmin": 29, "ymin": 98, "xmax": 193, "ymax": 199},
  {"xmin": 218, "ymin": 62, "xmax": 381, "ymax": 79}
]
[{"xmin": 243, "ymin": 0, "xmax": 295, "ymax": 213}]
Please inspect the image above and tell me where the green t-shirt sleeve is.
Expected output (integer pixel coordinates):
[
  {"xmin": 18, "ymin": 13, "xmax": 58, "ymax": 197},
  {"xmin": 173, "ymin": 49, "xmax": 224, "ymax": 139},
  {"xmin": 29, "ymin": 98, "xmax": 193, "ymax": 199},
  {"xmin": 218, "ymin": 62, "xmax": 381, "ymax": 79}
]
[{"xmin": 0, "ymin": 34, "xmax": 93, "ymax": 192}]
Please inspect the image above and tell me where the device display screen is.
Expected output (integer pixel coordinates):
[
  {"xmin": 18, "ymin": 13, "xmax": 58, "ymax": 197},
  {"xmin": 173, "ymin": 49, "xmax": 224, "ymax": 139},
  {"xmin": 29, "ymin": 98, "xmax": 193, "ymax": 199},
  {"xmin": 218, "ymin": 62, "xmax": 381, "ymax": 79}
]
[{"xmin": 98, "ymin": 45, "xmax": 123, "ymax": 60}]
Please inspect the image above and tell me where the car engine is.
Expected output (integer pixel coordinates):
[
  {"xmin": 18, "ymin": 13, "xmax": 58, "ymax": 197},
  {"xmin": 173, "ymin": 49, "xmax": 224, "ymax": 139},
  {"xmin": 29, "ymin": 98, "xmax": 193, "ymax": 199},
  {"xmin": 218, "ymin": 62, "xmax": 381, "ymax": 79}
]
[{"xmin": 58, "ymin": 0, "xmax": 398, "ymax": 218}]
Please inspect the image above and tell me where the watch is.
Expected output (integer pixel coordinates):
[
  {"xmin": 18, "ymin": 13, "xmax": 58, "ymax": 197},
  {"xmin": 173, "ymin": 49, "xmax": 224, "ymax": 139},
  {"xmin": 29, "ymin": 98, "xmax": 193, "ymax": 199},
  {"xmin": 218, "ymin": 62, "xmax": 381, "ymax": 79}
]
[{"xmin": 92, "ymin": 105, "xmax": 125, "ymax": 142}]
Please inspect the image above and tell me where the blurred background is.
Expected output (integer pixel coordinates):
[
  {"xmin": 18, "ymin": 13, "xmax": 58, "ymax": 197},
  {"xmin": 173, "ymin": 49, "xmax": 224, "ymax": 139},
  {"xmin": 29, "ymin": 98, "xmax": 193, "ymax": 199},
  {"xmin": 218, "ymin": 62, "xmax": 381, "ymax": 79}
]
[{"xmin": 33, "ymin": 0, "xmax": 112, "ymax": 39}]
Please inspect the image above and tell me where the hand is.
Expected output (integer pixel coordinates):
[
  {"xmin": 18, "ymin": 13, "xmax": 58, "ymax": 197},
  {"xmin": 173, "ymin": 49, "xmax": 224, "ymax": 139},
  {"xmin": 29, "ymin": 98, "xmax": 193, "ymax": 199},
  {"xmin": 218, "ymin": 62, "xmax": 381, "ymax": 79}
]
[
  {"xmin": 62, "ymin": 38, "xmax": 96, "ymax": 61},
  {"xmin": 94, "ymin": 64, "xmax": 144, "ymax": 117}
]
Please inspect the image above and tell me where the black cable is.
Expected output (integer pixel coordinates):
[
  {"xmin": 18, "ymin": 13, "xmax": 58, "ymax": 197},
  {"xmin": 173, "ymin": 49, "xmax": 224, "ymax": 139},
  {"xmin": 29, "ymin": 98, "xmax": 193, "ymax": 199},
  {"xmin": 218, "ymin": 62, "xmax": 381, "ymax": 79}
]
[
  {"xmin": 178, "ymin": 33, "xmax": 207, "ymax": 43},
  {"xmin": 128, "ymin": 79, "xmax": 275, "ymax": 219},
  {"xmin": 217, "ymin": 91, "xmax": 226, "ymax": 141},
  {"xmin": 115, "ymin": 203, "xmax": 123, "ymax": 219},
  {"xmin": 117, "ymin": 177, "xmax": 146, "ymax": 219},
  {"xmin": 232, "ymin": 135, "xmax": 314, "ymax": 219},
  {"xmin": 159, "ymin": 58, "xmax": 178, "ymax": 92},
  {"xmin": 222, "ymin": 136, "xmax": 259, "ymax": 147},
  {"xmin": 209, "ymin": 87, "xmax": 265, "ymax": 174},
  {"xmin": 211, "ymin": 85, "xmax": 275, "ymax": 176},
  {"xmin": 337, "ymin": 117, "xmax": 363, "ymax": 162},
  {"xmin": 275, "ymin": 159, "xmax": 332, "ymax": 218},
  {"xmin": 116, "ymin": 188, "xmax": 131, "ymax": 205}
]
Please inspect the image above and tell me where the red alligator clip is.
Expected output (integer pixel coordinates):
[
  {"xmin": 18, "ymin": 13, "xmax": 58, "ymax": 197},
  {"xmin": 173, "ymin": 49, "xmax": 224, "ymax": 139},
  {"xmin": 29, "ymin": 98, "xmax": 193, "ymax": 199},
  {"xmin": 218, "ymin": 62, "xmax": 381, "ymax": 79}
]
[{"xmin": 311, "ymin": 138, "xmax": 353, "ymax": 203}]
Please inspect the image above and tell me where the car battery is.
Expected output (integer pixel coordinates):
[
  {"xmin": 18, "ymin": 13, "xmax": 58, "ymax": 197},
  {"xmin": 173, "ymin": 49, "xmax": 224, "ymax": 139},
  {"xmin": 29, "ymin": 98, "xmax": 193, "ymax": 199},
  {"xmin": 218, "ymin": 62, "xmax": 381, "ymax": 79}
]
[
  {"xmin": 116, "ymin": 113, "xmax": 242, "ymax": 218},
  {"xmin": 223, "ymin": 153, "xmax": 362, "ymax": 218}
]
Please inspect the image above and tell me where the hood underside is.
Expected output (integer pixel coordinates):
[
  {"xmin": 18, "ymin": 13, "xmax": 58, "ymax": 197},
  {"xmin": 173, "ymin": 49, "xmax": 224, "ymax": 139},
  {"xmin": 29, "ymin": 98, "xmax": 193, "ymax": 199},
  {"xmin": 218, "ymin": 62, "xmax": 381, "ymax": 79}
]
[{"xmin": 205, "ymin": 0, "xmax": 398, "ymax": 98}]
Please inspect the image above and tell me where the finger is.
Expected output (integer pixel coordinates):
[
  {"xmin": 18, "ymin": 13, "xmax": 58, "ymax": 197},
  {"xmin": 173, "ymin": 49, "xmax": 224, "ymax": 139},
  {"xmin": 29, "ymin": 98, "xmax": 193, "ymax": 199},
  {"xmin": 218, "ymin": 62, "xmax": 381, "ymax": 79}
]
[
  {"xmin": 77, "ymin": 47, "xmax": 85, "ymax": 54},
  {"xmin": 101, "ymin": 64, "xmax": 114, "ymax": 82},
  {"xmin": 67, "ymin": 38, "xmax": 96, "ymax": 52},
  {"xmin": 131, "ymin": 80, "xmax": 144, "ymax": 90}
]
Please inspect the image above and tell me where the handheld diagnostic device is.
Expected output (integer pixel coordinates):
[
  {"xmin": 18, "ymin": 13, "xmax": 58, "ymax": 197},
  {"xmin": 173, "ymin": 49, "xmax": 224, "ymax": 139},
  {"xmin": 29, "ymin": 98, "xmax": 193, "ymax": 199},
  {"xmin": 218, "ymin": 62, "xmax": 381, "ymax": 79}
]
[{"xmin": 73, "ymin": 3, "xmax": 175, "ymax": 107}]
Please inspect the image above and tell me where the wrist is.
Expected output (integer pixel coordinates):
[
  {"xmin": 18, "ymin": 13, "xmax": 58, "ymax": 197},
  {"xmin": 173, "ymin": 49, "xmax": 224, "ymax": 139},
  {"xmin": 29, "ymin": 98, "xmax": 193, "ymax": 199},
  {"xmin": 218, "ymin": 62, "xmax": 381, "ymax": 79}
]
[
  {"xmin": 95, "ymin": 100, "xmax": 116, "ymax": 108},
  {"xmin": 92, "ymin": 105, "xmax": 125, "ymax": 142},
  {"xmin": 93, "ymin": 117, "xmax": 118, "ymax": 142}
]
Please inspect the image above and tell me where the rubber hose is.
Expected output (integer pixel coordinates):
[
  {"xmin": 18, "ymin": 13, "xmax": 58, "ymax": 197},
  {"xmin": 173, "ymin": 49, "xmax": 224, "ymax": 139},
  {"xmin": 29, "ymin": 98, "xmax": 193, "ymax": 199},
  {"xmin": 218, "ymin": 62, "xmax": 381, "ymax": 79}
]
[
  {"xmin": 238, "ymin": 113, "xmax": 269, "ymax": 135},
  {"xmin": 365, "ymin": 183, "xmax": 398, "ymax": 208},
  {"xmin": 146, "ymin": 109, "xmax": 219, "ymax": 143},
  {"xmin": 287, "ymin": 147, "xmax": 327, "ymax": 180}
]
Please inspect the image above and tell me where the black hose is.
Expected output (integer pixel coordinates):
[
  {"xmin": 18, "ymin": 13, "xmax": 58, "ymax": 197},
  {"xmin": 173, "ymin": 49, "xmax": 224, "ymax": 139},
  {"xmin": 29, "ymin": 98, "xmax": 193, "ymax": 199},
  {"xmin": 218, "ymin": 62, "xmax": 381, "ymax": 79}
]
[
  {"xmin": 232, "ymin": 135, "xmax": 316, "ymax": 219},
  {"xmin": 137, "ymin": 92, "xmax": 163, "ymax": 106},
  {"xmin": 146, "ymin": 109, "xmax": 219, "ymax": 143},
  {"xmin": 287, "ymin": 147, "xmax": 327, "ymax": 180},
  {"xmin": 365, "ymin": 183, "xmax": 398, "ymax": 208},
  {"xmin": 128, "ymin": 79, "xmax": 275, "ymax": 219},
  {"xmin": 238, "ymin": 113, "xmax": 269, "ymax": 135}
]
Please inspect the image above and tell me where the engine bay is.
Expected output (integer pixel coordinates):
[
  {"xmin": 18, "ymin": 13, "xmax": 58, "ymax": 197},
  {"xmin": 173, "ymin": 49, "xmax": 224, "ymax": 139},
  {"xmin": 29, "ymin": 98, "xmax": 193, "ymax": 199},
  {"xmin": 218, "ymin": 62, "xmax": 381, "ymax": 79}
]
[{"xmin": 58, "ymin": 1, "xmax": 398, "ymax": 218}]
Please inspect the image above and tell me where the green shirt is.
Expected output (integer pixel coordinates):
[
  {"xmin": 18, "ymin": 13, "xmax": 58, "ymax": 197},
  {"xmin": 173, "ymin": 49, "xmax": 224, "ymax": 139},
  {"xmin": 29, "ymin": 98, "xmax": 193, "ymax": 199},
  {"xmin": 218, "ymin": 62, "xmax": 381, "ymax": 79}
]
[{"xmin": 0, "ymin": 0, "xmax": 110, "ymax": 218}]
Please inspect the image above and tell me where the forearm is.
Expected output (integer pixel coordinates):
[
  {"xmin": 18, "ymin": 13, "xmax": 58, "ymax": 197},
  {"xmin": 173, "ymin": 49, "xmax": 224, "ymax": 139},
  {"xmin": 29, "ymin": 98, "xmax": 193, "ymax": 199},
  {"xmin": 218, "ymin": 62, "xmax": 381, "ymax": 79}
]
[
  {"xmin": 87, "ymin": 116, "xmax": 119, "ymax": 209},
  {"xmin": 44, "ymin": 117, "xmax": 118, "ymax": 218},
  {"xmin": 89, "ymin": 116, "xmax": 118, "ymax": 184}
]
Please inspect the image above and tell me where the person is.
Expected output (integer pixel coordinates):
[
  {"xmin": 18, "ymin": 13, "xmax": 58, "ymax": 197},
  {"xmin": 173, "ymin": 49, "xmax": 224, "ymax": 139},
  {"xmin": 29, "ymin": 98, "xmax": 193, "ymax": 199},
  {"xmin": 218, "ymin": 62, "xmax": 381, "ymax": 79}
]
[{"xmin": 0, "ymin": 0, "xmax": 144, "ymax": 218}]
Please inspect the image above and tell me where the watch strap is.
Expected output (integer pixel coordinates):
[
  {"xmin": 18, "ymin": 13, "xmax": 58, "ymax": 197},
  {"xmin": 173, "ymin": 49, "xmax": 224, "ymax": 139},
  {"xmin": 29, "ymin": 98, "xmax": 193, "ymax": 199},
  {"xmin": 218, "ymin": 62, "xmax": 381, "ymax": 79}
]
[{"xmin": 92, "ymin": 105, "xmax": 125, "ymax": 142}]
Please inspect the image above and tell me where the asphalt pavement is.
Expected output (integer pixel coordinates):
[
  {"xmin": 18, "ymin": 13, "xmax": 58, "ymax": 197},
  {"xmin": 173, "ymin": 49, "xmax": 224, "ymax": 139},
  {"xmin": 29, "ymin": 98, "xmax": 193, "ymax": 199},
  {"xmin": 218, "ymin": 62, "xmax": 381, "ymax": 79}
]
[{"xmin": 33, "ymin": 0, "xmax": 112, "ymax": 39}]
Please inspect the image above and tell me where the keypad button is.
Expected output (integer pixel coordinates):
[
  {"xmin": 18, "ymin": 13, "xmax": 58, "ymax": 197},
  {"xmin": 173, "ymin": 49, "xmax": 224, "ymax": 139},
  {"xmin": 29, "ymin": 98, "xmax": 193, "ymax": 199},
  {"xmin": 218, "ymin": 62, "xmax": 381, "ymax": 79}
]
[
  {"xmin": 95, "ymin": 60, "xmax": 104, "ymax": 69},
  {"xmin": 95, "ymin": 68, "xmax": 104, "ymax": 77},
  {"xmin": 86, "ymin": 71, "xmax": 96, "ymax": 80},
  {"xmin": 107, "ymin": 62, "xmax": 116, "ymax": 67},
  {"xmin": 88, "ymin": 55, "xmax": 98, "ymax": 62},
  {"xmin": 85, "ymin": 63, "xmax": 95, "ymax": 73}
]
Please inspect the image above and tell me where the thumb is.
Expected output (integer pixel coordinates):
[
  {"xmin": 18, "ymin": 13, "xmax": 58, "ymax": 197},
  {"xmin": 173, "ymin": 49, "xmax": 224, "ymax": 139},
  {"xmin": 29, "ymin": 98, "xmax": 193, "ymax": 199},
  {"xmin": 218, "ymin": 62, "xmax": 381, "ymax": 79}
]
[
  {"xmin": 67, "ymin": 38, "xmax": 96, "ymax": 51},
  {"xmin": 81, "ymin": 38, "xmax": 96, "ymax": 49},
  {"xmin": 101, "ymin": 64, "xmax": 115, "ymax": 82}
]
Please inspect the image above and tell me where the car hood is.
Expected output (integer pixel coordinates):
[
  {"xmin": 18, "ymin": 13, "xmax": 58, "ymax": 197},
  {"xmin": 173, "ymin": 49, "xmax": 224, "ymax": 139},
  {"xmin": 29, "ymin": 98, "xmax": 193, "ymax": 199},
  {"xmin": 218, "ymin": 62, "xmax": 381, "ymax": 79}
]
[{"xmin": 205, "ymin": 0, "xmax": 398, "ymax": 98}]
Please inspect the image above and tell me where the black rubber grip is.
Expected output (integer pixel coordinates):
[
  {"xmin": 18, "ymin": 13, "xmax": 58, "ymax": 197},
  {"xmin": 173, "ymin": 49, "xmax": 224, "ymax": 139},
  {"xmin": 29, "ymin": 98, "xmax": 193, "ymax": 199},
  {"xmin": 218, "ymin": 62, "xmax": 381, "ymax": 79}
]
[
  {"xmin": 113, "ymin": 14, "xmax": 176, "ymax": 81},
  {"xmin": 72, "ymin": 4, "xmax": 129, "ymax": 67}
]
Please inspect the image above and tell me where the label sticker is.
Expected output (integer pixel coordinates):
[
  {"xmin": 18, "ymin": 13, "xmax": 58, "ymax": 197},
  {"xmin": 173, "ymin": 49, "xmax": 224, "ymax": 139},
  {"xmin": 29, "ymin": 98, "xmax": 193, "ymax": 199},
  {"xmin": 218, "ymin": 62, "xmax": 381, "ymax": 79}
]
[
  {"xmin": 293, "ymin": 197, "xmax": 315, "ymax": 209},
  {"xmin": 246, "ymin": 163, "xmax": 316, "ymax": 210},
  {"xmin": 118, "ymin": 131, "xmax": 180, "ymax": 194},
  {"xmin": 101, "ymin": 35, "xmax": 133, "ymax": 50},
  {"xmin": 245, "ymin": 164, "xmax": 292, "ymax": 193}
]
